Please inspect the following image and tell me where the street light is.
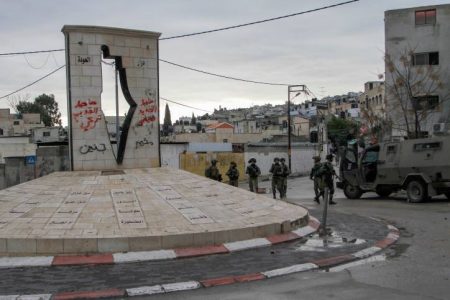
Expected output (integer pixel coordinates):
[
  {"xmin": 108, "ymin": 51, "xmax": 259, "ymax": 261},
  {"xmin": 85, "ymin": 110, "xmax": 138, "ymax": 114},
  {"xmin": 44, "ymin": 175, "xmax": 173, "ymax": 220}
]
[{"xmin": 287, "ymin": 85, "xmax": 306, "ymax": 170}]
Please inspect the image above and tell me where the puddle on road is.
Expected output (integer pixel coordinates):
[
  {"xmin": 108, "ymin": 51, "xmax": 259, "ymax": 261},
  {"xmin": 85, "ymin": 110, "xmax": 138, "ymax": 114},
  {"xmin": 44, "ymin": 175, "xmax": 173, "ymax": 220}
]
[{"xmin": 294, "ymin": 231, "xmax": 366, "ymax": 252}]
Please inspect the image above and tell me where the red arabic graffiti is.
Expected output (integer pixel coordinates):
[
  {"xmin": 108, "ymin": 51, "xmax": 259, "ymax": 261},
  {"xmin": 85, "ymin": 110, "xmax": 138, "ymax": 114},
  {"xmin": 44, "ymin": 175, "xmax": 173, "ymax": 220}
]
[
  {"xmin": 73, "ymin": 98, "xmax": 102, "ymax": 131},
  {"xmin": 136, "ymin": 98, "xmax": 157, "ymax": 126}
]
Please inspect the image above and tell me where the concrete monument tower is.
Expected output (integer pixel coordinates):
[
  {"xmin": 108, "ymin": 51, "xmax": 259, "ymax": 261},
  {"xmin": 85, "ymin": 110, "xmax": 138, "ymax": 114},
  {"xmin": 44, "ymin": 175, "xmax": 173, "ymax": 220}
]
[{"xmin": 62, "ymin": 26, "xmax": 161, "ymax": 171}]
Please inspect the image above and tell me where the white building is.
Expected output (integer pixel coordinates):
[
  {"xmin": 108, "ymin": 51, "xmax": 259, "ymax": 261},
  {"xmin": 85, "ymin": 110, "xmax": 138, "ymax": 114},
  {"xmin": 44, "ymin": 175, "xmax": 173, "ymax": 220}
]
[{"xmin": 385, "ymin": 4, "xmax": 450, "ymax": 137}]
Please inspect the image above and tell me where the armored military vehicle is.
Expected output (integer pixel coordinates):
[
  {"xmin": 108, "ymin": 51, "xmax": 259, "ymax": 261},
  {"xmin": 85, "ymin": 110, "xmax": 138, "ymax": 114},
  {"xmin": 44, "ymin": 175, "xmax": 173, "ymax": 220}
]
[{"xmin": 336, "ymin": 136, "xmax": 450, "ymax": 202}]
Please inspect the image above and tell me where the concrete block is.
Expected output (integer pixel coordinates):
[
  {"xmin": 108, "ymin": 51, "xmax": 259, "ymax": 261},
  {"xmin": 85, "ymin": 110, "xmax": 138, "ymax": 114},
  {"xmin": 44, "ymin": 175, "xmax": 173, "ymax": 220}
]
[
  {"xmin": 83, "ymin": 86, "xmax": 102, "ymax": 97},
  {"xmin": 125, "ymin": 37, "xmax": 141, "ymax": 48},
  {"xmin": 129, "ymin": 236, "xmax": 161, "ymax": 251},
  {"xmin": 109, "ymin": 46, "xmax": 129, "ymax": 57},
  {"xmin": 71, "ymin": 76, "xmax": 81, "ymax": 87},
  {"xmin": 96, "ymin": 34, "xmax": 114, "ymax": 45},
  {"xmin": 130, "ymin": 47, "xmax": 144, "ymax": 58},
  {"xmin": 161, "ymin": 233, "xmax": 194, "ymax": 249},
  {"xmin": 0, "ymin": 238, "xmax": 6, "ymax": 252},
  {"xmin": 114, "ymin": 36, "xmax": 126, "ymax": 46},
  {"xmin": 7, "ymin": 238, "xmax": 37, "ymax": 254},
  {"xmin": 252, "ymin": 223, "xmax": 280, "ymax": 237},
  {"xmin": 87, "ymin": 45, "xmax": 102, "ymax": 55},
  {"xmin": 228, "ymin": 227, "xmax": 254, "ymax": 241},
  {"xmin": 81, "ymin": 33, "xmax": 96, "ymax": 44},
  {"xmin": 98, "ymin": 238, "xmax": 129, "ymax": 253},
  {"xmin": 91, "ymin": 76, "xmax": 102, "ymax": 87},
  {"xmin": 63, "ymin": 238, "xmax": 98, "ymax": 254},
  {"xmin": 281, "ymin": 220, "xmax": 291, "ymax": 233},
  {"xmin": 79, "ymin": 76, "xmax": 92, "ymax": 87},
  {"xmin": 192, "ymin": 231, "xmax": 215, "ymax": 246},
  {"xmin": 82, "ymin": 66, "xmax": 101, "ymax": 77},
  {"xmin": 213, "ymin": 230, "xmax": 232, "ymax": 244},
  {"xmin": 37, "ymin": 238, "xmax": 64, "ymax": 255}
]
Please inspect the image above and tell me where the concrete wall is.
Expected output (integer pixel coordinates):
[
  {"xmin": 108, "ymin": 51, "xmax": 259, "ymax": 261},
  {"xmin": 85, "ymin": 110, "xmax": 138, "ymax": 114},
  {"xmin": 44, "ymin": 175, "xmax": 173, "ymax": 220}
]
[
  {"xmin": 160, "ymin": 143, "xmax": 187, "ymax": 168},
  {"xmin": 0, "ymin": 146, "xmax": 69, "ymax": 189},
  {"xmin": 0, "ymin": 136, "xmax": 37, "ymax": 163},
  {"xmin": 62, "ymin": 25, "xmax": 161, "ymax": 170},
  {"xmin": 36, "ymin": 146, "xmax": 70, "ymax": 177},
  {"xmin": 245, "ymin": 143, "xmax": 319, "ymax": 176}
]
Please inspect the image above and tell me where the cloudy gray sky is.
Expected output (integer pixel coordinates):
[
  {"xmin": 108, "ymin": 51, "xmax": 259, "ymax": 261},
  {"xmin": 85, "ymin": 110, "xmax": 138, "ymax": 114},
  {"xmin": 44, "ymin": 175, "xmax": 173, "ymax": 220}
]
[{"xmin": 0, "ymin": 0, "xmax": 447, "ymax": 125}]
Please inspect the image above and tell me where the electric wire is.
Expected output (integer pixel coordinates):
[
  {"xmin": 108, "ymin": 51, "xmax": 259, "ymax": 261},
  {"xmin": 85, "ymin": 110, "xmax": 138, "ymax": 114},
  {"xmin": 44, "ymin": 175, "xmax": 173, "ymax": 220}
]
[
  {"xmin": 23, "ymin": 52, "xmax": 52, "ymax": 69},
  {"xmin": 161, "ymin": 97, "xmax": 212, "ymax": 113},
  {"xmin": 0, "ymin": 65, "xmax": 65, "ymax": 100},
  {"xmin": 160, "ymin": 59, "xmax": 294, "ymax": 86},
  {"xmin": 160, "ymin": 0, "xmax": 359, "ymax": 40}
]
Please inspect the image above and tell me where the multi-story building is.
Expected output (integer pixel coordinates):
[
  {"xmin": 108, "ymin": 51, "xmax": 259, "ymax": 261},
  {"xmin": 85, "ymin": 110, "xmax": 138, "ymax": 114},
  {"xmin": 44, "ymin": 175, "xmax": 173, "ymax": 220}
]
[
  {"xmin": 359, "ymin": 81, "xmax": 386, "ymax": 128},
  {"xmin": 385, "ymin": 4, "xmax": 450, "ymax": 137},
  {"xmin": 0, "ymin": 109, "xmax": 45, "ymax": 136}
]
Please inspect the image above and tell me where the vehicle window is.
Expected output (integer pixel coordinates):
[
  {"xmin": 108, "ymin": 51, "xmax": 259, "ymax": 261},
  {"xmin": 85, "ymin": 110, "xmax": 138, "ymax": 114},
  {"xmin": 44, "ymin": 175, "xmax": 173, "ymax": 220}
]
[
  {"xmin": 362, "ymin": 151, "xmax": 378, "ymax": 163},
  {"xmin": 413, "ymin": 142, "xmax": 441, "ymax": 151},
  {"xmin": 345, "ymin": 150, "xmax": 356, "ymax": 163}
]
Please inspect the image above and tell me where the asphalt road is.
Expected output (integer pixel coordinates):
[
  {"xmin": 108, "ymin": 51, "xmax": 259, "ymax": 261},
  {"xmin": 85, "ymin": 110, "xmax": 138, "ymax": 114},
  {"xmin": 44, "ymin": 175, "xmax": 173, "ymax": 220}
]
[{"xmin": 137, "ymin": 176, "xmax": 450, "ymax": 300}]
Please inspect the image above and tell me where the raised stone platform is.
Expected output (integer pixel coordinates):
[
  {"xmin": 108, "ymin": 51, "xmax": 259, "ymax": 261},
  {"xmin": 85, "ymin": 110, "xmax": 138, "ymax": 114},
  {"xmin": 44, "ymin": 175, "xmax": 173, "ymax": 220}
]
[{"xmin": 0, "ymin": 168, "xmax": 308, "ymax": 256}]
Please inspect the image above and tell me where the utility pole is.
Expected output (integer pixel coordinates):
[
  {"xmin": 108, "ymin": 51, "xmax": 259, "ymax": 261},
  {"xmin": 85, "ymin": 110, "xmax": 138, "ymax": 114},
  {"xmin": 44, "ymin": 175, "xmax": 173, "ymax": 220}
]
[{"xmin": 287, "ymin": 85, "xmax": 306, "ymax": 170}]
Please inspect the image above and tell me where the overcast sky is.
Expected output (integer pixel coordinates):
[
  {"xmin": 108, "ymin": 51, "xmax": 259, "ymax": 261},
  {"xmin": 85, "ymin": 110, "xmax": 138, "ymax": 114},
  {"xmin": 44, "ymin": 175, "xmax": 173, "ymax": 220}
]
[{"xmin": 0, "ymin": 0, "xmax": 447, "ymax": 125}]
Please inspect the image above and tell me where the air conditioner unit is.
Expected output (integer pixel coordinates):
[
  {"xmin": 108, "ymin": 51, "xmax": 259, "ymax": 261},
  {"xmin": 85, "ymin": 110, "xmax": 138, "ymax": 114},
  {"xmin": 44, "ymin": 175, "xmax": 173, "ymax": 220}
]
[{"xmin": 433, "ymin": 123, "xmax": 449, "ymax": 135}]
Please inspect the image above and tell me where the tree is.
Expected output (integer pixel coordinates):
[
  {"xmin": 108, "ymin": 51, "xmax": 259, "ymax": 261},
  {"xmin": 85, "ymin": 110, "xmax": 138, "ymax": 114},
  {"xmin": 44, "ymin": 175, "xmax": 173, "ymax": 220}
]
[
  {"xmin": 327, "ymin": 116, "xmax": 358, "ymax": 146},
  {"xmin": 162, "ymin": 103, "xmax": 173, "ymax": 136},
  {"xmin": 14, "ymin": 94, "xmax": 61, "ymax": 127},
  {"xmin": 385, "ymin": 49, "xmax": 450, "ymax": 138},
  {"xmin": 191, "ymin": 112, "xmax": 196, "ymax": 125}
]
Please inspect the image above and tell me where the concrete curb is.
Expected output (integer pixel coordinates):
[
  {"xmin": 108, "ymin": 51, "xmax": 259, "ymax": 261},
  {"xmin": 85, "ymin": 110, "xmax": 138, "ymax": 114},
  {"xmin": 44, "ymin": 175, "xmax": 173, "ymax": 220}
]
[
  {"xmin": 1, "ymin": 223, "xmax": 400, "ymax": 300},
  {"xmin": 0, "ymin": 217, "xmax": 320, "ymax": 269}
]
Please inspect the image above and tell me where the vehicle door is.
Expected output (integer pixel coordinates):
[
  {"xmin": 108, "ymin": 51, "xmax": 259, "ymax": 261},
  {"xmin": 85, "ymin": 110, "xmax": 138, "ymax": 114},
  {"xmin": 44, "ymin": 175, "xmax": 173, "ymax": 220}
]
[
  {"xmin": 376, "ymin": 142, "xmax": 400, "ymax": 184},
  {"xmin": 340, "ymin": 147, "xmax": 359, "ymax": 186},
  {"xmin": 359, "ymin": 145, "xmax": 380, "ymax": 184}
]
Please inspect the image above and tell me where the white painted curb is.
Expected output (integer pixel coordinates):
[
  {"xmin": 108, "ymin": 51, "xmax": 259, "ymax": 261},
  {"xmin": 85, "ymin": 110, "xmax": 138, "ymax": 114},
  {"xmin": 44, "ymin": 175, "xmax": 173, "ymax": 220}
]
[
  {"xmin": 126, "ymin": 285, "xmax": 164, "ymax": 296},
  {"xmin": 262, "ymin": 263, "xmax": 318, "ymax": 278},
  {"xmin": 292, "ymin": 226, "xmax": 315, "ymax": 237},
  {"xmin": 0, "ymin": 294, "xmax": 52, "ymax": 300},
  {"xmin": 0, "ymin": 257, "xmax": 53, "ymax": 269},
  {"xmin": 224, "ymin": 238, "xmax": 271, "ymax": 252},
  {"xmin": 352, "ymin": 246, "xmax": 382, "ymax": 259},
  {"xmin": 162, "ymin": 281, "xmax": 201, "ymax": 292},
  {"xmin": 113, "ymin": 250, "xmax": 176, "ymax": 263}
]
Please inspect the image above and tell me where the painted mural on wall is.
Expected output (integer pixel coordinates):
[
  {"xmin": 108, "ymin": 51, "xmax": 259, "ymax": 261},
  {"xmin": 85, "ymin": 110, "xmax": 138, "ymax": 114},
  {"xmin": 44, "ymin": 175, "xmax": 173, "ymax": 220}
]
[{"xmin": 62, "ymin": 25, "xmax": 161, "ymax": 171}]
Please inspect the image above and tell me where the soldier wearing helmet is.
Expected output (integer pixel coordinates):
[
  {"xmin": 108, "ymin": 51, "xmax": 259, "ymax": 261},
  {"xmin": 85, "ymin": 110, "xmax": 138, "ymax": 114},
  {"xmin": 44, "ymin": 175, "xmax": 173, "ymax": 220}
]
[{"xmin": 205, "ymin": 159, "xmax": 222, "ymax": 181}]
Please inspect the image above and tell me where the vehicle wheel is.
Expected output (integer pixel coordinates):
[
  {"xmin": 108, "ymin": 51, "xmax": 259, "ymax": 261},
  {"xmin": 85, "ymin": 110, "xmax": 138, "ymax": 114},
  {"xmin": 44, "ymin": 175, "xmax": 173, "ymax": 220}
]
[
  {"xmin": 344, "ymin": 184, "xmax": 363, "ymax": 199},
  {"xmin": 376, "ymin": 186, "xmax": 392, "ymax": 198},
  {"xmin": 406, "ymin": 180, "xmax": 428, "ymax": 203}
]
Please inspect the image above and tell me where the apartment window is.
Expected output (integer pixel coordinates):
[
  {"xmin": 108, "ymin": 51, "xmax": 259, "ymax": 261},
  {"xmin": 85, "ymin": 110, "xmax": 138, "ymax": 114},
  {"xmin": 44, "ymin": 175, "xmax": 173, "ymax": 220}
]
[
  {"xmin": 13, "ymin": 120, "xmax": 20, "ymax": 125},
  {"xmin": 43, "ymin": 131, "xmax": 51, "ymax": 137},
  {"xmin": 415, "ymin": 9, "xmax": 436, "ymax": 25},
  {"xmin": 412, "ymin": 95, "xmax": 439, "ymax": 110},
  {"xmin": 412, "ymin": 52, "xmax": 439, "ymax": 66},
  {"xmin": 0, "ymin": 128, "xmax": 3, "ymax": 136}
]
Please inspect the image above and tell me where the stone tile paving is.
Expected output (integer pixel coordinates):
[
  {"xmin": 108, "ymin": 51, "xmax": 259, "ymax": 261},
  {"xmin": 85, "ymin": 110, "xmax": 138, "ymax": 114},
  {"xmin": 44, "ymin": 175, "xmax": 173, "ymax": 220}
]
[{"xmin": 0, "ymin": 167, "xmax": 307, "ymax": 255}]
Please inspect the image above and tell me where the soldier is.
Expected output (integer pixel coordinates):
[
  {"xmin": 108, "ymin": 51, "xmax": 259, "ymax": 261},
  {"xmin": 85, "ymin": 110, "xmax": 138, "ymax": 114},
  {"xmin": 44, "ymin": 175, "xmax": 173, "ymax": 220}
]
[
  {"xmin": 205, "ymin": 159, "xmax": 222, "ymax": 182},
  {"xmin": 226, "ymin": 161, "xmax": 239, "ymax": 187},
  {"xmin": 319, "ymin": 154, "xmax": 337, "ymax": 205},
  {"xmin": 246, "ymin": 158, "xmax": 261, "ymax": 192},
  {"xmin": 310, "ymin": 156, "xmax": 322, "ymax": 203},
  {"xmin": 269, "ymin": 157, "xmax": 283, "ymax": 199},
  {"xmin": 280, "ymin": 157, "xmax": 290, "ymax": 199}
]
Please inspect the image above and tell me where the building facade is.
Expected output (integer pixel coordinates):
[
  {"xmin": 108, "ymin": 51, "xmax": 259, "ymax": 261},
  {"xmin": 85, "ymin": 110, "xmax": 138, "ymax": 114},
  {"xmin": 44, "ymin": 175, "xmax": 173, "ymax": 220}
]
[{"xmin": 385, "ymin": 4, "xmax": 450, "ymax": 137}]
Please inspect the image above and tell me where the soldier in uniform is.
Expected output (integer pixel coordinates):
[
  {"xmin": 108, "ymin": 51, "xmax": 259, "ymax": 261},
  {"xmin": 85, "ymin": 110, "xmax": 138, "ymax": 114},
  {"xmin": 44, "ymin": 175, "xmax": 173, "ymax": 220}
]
[
  {"xmin": 269, "ymin": 157, "xmax": 283, "ymax": 199},
  {"xmin": 205, "ymin": 159, "xmax": 222, "ymax": 181},
  {"xmin": 226, "ymin": 161, "xmax": 239, "ymax": 187},
  {"xmin": 246, "ymin": 158, "xmax": 261, "ymax": 192},
  {"xmin": 310, "ymin": 156, "xmax": 322, "ymax": 203},
  {"xmin": 280, "ymin": 157, "xmax": 290, "ymax": 199},
  {"xmin": 320, "ymin": 154, "xmax": 337, "ymax": 205}
]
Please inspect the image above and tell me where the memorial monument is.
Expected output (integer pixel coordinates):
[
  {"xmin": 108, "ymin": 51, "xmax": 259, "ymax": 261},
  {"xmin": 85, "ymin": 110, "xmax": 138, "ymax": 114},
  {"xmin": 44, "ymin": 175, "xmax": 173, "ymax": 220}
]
[{"xmin": 0, "ymin": 26, "xmax": 308, "ymax": 257}]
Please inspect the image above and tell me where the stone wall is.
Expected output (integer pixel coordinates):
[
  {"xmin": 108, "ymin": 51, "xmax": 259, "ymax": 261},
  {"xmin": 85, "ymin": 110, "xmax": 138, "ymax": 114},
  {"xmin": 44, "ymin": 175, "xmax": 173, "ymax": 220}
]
[{"xmin": 62, "ymin": 25, "xmax": 161, "ymax": 171}]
